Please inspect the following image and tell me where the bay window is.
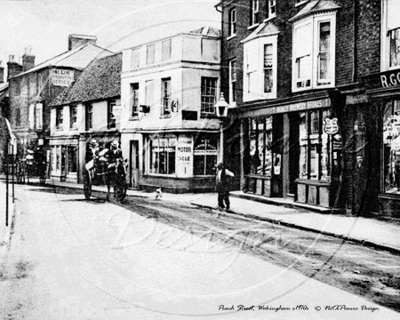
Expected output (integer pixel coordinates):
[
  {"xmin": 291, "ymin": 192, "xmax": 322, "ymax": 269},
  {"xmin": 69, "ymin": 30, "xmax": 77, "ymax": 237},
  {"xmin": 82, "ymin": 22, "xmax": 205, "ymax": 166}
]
[
  {"xmin": 292, "ymin": 14, "xmax": 336, "ymax": 91},
  {"xmin": 383, "ymin": 0, "xmax": 400, "ymax": 70},
  {"xmin": 249, "ymin": 117, "xmax": 273, "ymax": 176}
]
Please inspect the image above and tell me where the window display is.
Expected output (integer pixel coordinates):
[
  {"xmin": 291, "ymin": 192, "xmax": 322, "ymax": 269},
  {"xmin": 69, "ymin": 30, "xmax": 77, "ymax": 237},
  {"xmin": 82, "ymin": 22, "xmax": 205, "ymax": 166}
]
[
  {"xmin": 193, "ymin": 135, "xmax": 217, "ymax": 175},
  {"xmin": 149, "ymin": 135, "xmax": 176, "ymax": 175},
  {"xmin": 299, "ymin": 109, "xmax": 334, "ymax": 181},
  {"xmin": 249, "ymin": 117, "xmax": 272, "ymax": 176},
  {"xmin": 383, "ymin": 100, "xmax": 400, "ymax": 193}
]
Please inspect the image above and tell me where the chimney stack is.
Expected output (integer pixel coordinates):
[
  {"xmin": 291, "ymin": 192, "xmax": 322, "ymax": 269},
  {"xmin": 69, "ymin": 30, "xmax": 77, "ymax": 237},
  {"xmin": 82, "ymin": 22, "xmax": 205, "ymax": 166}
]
[
  {"xmin": 7, "ymin": 55, "xmax": 23, "ymax": 79},
  {"xmin": 0, "ymin": 61, "xmax": 4, "ymax": 84},
  {"xmin": 22, "ymin": 46, "xmax": 35, "ymax": 72},
  {"xmin": 68, "ymin": 34, "xmax": 97, "ymax": 50}
]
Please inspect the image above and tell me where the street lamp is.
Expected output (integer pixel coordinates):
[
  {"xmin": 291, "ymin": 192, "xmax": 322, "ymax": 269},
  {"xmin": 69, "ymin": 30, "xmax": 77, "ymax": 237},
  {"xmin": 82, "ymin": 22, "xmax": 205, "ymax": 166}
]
[{"xmin": 215, "ymin": 93, "xmax": 230, "ymax": 163}]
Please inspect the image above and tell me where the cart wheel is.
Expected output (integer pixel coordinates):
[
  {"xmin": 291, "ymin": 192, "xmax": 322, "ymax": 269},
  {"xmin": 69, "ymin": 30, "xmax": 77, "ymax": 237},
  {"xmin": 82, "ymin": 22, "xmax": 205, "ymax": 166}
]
[
  {"xmin": 114, "ymin": 180, "xmax": 127, "ymax": 202},
  {"xmin": 83, "ymin": 171, "xmax": 92, "ymax": 199}
]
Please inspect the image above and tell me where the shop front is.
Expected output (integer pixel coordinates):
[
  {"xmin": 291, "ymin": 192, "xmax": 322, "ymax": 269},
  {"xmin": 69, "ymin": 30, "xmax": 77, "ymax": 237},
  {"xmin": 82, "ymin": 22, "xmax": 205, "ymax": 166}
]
[
  {"xmin": 139, "ymin": 131, "xmax": 219, "ymax": 193},
  {"xmin": 364, "ymin": 69, "xmax": 400, "ymax": 217},
  {"xmin": 49, "ymin": 136, "xmax": 79, "ymax": 183},
  {"xmin": 242, "ymin": 96, "xmax": 342, "ymax": 209}
]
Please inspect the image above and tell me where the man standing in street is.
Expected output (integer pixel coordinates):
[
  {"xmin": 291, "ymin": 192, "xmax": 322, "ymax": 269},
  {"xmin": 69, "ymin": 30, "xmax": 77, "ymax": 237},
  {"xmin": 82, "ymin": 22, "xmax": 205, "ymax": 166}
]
[{"xmin": 216, "ymin": 162, "xmax": 234, "ymax": 211}]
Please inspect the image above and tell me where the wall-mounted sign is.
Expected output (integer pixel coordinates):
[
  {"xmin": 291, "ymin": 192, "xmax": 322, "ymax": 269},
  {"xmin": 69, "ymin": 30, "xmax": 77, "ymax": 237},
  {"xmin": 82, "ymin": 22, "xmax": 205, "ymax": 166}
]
[
  {"xmin": 51, "ymin": 69, "xmax": 74, "ymax": 87},
  {"xmin": 363, "ymin": 69, "xmax": 400, "ymax": 89},
  {"xmin": 323, "ymin": 117, "xmax": 339, "ymax": 135},
  {"xmin": 176, "ymin": 136, "xmax": 193, "ymax": 177}
]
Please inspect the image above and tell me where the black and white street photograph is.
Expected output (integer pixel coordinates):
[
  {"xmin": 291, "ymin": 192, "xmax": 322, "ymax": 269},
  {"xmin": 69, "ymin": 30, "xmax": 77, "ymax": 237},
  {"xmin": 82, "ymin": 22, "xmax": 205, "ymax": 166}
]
[{"xmin": 1, "ymin": 0, "xmax": 400, "ymax": 319}]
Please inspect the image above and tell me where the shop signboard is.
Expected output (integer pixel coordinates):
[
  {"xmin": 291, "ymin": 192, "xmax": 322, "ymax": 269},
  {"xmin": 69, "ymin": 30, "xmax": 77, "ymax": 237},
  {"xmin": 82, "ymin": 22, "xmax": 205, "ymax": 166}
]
[
  {"xmin": 51, "ymin": 69, "xmax": 74, "ymax": 87},
  {"xmin": 323, "ymin": 118, "xmax": 339, "ymax": 135},
  {"xmin": 176, "ymin": 136, "xmax": 193, "ymax": 177}
]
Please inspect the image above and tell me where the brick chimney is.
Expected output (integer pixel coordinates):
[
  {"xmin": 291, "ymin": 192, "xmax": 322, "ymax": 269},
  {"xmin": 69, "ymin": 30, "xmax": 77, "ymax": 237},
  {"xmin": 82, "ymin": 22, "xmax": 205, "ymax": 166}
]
[
  {"xmin": 68, "ymin": 34, "xmax": 97, "ymax": 50},
  {"xmin": 22, "ymin": 46, "xmax": 35, "ymax": 72},
  {"xmin": 7, "ymin": 55, "xmax": 23, "ymax": 79},
  {"xmin": 0, "ymin": 61, "xmax": 4, "ymax": 84}
]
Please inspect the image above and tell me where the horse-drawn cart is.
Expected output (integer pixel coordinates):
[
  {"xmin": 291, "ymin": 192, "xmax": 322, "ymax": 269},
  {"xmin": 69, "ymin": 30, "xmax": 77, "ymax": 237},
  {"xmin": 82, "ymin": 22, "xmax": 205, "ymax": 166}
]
[
  {"xmin": 83, "ymin": 141, "xmax": 127, "ymax": 202},
  {"xmin": 16, "ymin": 149, "xmax": 47, "ymax": 184}
]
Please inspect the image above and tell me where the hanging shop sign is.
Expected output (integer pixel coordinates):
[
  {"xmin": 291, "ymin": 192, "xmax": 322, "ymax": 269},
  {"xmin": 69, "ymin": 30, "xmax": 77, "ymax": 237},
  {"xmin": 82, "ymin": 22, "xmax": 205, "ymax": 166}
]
[
  {"xmin": 323, "ymin": 117, "xmax": 339, "ymax": 135},
  {"xmin": 51, "ymin": 69, "xmax": 74, "ymax": 87}
]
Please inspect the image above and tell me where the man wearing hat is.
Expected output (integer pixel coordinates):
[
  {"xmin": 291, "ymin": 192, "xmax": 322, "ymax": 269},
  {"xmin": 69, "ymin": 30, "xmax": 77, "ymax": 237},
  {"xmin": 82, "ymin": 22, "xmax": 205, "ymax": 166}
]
[
  {"xmin": 106, "ymin": 140, "xmax": 123, "ymax": 173},
  {"xmin": 215, "ymin": 162, "xmax": 234, "ymax": 211}
]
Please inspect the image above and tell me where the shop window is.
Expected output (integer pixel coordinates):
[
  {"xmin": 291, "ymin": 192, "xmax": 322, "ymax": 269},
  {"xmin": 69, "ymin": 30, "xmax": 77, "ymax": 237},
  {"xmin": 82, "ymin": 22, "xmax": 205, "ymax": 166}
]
[
  {"xmin": 229, "ymin": 7, "xmax": 237, "ymax": 37},
  {"xmin": 67, "ymin": 146, "xmax": 77, "ymax": 173},
  {"xmin": 56, "ymin": 107, "xmax": 63, "ymax": 130},
  {"xmin": 250, "ymin": 0, "xmax": 260, "ymax": 26},
  {"xmin": 201, "ymin": 77, "xmax": 217, "ymax": 115},
  {"xmin": 299, "ymin": 109, "xmax": 334, "ymax": 181},
  {"xmin": 85, "ymin": 103, "xmax": 93, "ymax": 130},
  {"xmin": 146, "ymin": 43, "xmax": 155, "ymax": 64},
  {"xmin": 108, "ymin": 100, "xmax": 116, "ymax": 129},
  {"xmin": 162, "ymin": 39, "xmax": 172, "ymax": 61},
  {"xmin": 193, "ymin": 135, "xmax": 218, "ymax": 175},
  {"xmin": 70, "ymin": 105, "xmax": 77, "ymax": 129},
  {"xmin": 131, "ymin": 83, "xmax": 139, "ymax": 119},
  {"xmin": 161, "ymin": 78, "xmax": 171, "ymax": 118},
  {"xmin": 292, "ymin": 14, "xmax": 336, "ymax": 91},
  {"xmin": 131, "ymin": 48, "xmax": 140, "ymax": 68},
  {"xmin": 149, "ymin": 135, "xmax": 176, "ymax": 175},
  {"xmin": 249, "ymin": 117, "xmax": 273, "ymax": 176},
  {"xmin": 229, "ymin": 59, "xmax": 237, "ymax": 105},
  {"xmin": 383, "ymin": 100, "xmax": 400, "ymax": 193}
]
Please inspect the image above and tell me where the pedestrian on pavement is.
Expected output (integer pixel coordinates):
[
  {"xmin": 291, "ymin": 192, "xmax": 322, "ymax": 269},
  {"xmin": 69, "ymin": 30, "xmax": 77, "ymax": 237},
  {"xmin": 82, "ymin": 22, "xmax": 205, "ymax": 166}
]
[{"xmin": 216, "ymin": 162, "xmax": 234, "ymax": 211}]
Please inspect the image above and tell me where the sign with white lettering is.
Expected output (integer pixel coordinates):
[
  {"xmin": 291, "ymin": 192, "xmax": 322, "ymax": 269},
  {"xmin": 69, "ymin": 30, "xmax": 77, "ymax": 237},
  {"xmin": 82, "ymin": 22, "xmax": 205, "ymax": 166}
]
[
  {"xmin": 323, "ymin": 117, "xmax": 339, "ymax": 135},
  {"xmin": 51, "ymin": 69, "xmax": 74, "ymax": 87},
  {"xmin": 176, "ymin": 136, "xmax": 193, "ymax": 177}
]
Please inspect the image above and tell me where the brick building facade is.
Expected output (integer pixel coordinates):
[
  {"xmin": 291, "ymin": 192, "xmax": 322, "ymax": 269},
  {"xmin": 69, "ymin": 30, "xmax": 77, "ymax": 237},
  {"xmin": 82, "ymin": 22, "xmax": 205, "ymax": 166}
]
[{"xmin": 216, "ymin": 0, "xmax": 390, "ymax": 216}]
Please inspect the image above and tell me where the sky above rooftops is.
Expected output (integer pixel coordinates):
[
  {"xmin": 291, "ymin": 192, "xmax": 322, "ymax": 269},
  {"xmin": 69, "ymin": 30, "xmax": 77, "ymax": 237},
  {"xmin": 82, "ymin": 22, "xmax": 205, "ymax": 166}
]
[{"xmin": 0, "ymin": 0, "xmax": 220, "ymax": 71}]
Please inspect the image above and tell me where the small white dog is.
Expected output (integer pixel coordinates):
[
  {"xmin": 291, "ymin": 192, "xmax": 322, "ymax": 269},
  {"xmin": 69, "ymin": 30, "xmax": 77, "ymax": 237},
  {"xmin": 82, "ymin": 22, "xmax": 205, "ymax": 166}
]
[{"xmin": 155, "ymin": 188, "xmax": 162, "ymax": 200}]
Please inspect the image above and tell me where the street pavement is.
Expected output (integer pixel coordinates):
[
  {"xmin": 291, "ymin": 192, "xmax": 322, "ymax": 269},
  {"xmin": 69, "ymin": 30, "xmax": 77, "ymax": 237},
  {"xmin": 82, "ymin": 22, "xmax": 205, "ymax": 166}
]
[
  {"xmin": 32, "ymin": 177, "xmax": 400, "ymax": 255},
  {"xmin": 1, "ymin": 181, "xmax": 399, "ymax": 319}
]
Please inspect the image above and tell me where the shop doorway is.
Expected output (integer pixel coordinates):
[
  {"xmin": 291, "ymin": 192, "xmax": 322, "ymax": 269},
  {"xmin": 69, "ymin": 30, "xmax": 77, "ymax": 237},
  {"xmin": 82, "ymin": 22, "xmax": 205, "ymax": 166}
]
[
  {"xmin": 130, "ymin": 141, "xmax": 139, "ymax": 188},
  {"xmin": 288, "ymin": 114, "xmax": 300, "ymax": 197}
]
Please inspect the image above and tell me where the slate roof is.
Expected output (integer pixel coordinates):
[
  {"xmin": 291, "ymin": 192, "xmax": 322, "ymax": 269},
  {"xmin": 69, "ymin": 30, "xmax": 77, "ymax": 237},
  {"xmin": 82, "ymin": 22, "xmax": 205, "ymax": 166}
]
[
  {"xmin": 289, "ymin": 0, "xmax": 341, "ymax": 22},
  {"xmin": 12, "ymin": 43, "xmax": 113, "ymax": 78},
  {"xmin": 241, "ymin": 21, "xmax": 280, "ymax": 43},
  {"xmin": 49, "ymin": 53, "xmax": 122, "ymax": 107}
]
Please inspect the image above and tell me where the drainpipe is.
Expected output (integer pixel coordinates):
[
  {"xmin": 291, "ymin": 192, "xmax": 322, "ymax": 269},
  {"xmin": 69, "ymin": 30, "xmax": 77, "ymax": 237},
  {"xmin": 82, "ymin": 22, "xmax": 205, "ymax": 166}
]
[{"xmin": 352, "ymin": 0, "xmax": 358, "ymax": 83}]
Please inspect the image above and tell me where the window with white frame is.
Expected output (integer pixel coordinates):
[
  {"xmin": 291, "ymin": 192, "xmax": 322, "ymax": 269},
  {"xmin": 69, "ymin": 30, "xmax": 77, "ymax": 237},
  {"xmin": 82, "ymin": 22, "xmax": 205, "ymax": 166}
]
[
  {"xmin": 250, "ymin": 0, "xmax": 260, "ymax": 26},
  {"xmin": 85, "ymin": 103, "xmax": 93, "ymax": 130},
  {"xmin": 131, "ymin": 83, "xmax": 139, "ymax": 119},
  {"xmin": 146, "ymin": 44, "xmax": 155, "ymax": 64},
  {"xmin": 243, "ymin": 35, "xmax": 277, "ymax": 101},
  {"xmin": 229, "ymin": 7, "xmax": 237, "ymax": 37},
  {"xmin": 383, "ymin": 0, "xmax": 400, "ymax": 70},
  {"xmin": 131, "ymin": 48, "xmax": 140, "ymax": 68},
  {"xmin": 35, "ymin": 103, "xmax": 43, "ymax": 130},
  {"xmin": 265, "ymin": 0, "xmax": 276, "ymax": 20},
  {"xmin": 29, "ymin": 104, "xmax": 35, "ymax": 129},
  {"xmin": 161, "ymin": 78, "xmax": 171, "ymax": 117},
  {"xmin": 70, "ymin": 105, "xmax": 77, "ymax": 129},
  {"xmin": 201, "ymin": 77, "xmax": 217, "ymax": 114},
  {"xmin": 56, "ymin": 107, "xmax": 63, "ymax": 130},
  {"xmin": 229, "ymin": 59, "xmax": 237, "ymax": 105},
  {"xmin": 149, "ymin": 134, "xmax": 176, "ymax": 175},
  {"xmin": 108, "ymin": 100, "xmax": 116, "ymax": 129},
  {"xmin": 292, "ymin": 13, "xmax": 336, "ymax": 91},
  {"xmin": 162, "ymin": 39, "xmax": 172, "ymax": 61}
]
